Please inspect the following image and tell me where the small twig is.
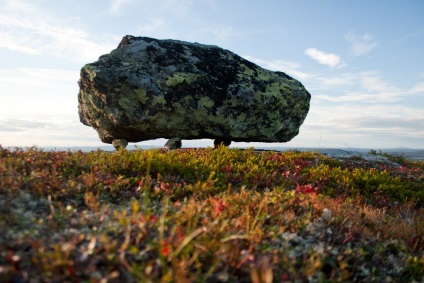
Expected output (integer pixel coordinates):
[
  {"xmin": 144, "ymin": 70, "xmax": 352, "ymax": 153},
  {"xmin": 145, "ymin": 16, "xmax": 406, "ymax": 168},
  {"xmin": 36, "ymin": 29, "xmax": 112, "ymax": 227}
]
[{"xmin": 168, "ymin": 226, "xmax": 207, "ymax": 261}]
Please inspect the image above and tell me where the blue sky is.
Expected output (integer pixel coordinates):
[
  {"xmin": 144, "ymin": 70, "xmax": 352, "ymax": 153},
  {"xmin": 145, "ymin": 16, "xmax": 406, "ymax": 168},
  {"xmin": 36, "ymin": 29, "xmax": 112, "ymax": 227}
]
[{"xmin": 1, "ymin": 0, "xmax": 423, "ymax": 149}]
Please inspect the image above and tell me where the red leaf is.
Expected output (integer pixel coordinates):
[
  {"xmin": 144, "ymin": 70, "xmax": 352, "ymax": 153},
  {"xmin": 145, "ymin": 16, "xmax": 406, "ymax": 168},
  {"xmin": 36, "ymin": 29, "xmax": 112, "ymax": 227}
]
[
  {"xmin": 161, "ymin": 240, "xmax": 169, "ymax": 256},
  {"xmin": 295, "ymin": 183, "xmax": 318, "ymax": 194},
  {"xmin": 210, "ymin": 198, "xmax": 226, "ymax": 218}
]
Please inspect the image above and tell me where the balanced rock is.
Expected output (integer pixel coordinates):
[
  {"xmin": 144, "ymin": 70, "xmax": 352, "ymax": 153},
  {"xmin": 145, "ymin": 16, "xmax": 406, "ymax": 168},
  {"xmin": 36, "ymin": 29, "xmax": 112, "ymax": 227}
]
[{"xmin": 78, "ymin": 35, "xmax": 311, "ymax": 146}]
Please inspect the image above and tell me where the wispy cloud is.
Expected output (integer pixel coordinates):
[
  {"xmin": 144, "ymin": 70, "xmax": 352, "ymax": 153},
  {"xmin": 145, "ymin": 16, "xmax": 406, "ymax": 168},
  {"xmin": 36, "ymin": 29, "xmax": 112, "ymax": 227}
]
[
  {"xmin": 134, "ymin": 0, "xmax": 196, "ymax": 39},
  {"xmin": 137, "ymin": 18, "xmax": 166, "ymax": 35},
  {"xmin": 136, "ymin": 0, "xmax": 194, "ymax": 20},
  {"xmin": 0, "ymin": 32, "xmax": 40, "ymax": 55},
  {"xmin": 0, "ymin": 67, "xmax": 78, "ymax": 86},
  {"xmin": 0, "ymin": 117, "xmax": 102, "ymax": 147},
  {"xmin": 313, "ymin": 72, "xmax": 424, "ymax": 103},
  {"xmin": 311, "ymin": 74, "xmax": 357, "ymax": 89},
  {"xmin": 409, "ymin": 79, "xmax": 424, "ymax": 93},
  {"xmin": 109, "ymin": 0, "xmax": 134, "ymax": 15},
  {"xmin": 349, "ymin": 117, "xmax": 424, "ymax": 131},
  {"xmin": 0, "ymin": 0, "xmax": 116, "ymax": 62},
  {"xmin": 0, "ymin": 67, "xmax": 79, "ymax": 125},
  {"xmin": 305, "ymin": 48, "xmax": 343, "ymax": 68},
  {"xmin": 345, "ymin": 31, "xmax": 377, "ymax": 56},
  {"xmin": 206, "ymin": 26, "xmax": 239, "ymax": 42},
  {"xmin": 0, "ymin": 118, "xmax": 48, "ymax": 132},
  {"xmin": 161, "ymin": 0, "xmax": 194, "ymax": 19},
  {"xmin": 392, "ymin": 28, "xmax": 424, "ymax": 45},
  {"xmin": 243, "ymin": 56, "xmax": 311, "ymax": 80},
  {"xmin": 302, "ymin": 102, "xmax": 424, "ymax": 148}
]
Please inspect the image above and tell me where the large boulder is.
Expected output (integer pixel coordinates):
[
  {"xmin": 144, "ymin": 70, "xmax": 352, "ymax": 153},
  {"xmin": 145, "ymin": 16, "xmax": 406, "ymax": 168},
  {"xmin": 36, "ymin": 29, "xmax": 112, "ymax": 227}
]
[{"xmin": 78, "ymin": 35, "xmax": 311, "ymax": 146}]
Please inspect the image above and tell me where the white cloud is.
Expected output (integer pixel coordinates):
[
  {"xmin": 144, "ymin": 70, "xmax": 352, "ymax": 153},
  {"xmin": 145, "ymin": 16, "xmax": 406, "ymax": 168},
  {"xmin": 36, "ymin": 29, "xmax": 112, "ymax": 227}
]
[
  {"xmin": 0, "ymin": 0, "xmax": 116, "ymax": 62},
  {"xmin": 109, "ymin": 0, "xmax": 133, "ymax": 15},
  {"xmin": 313, "ymin": 72, "xmax": 424, "ymax": 104},
  {"xmin": 0, "ymin": 67, "xmax": 79, "ymax": 124},
  {"xmin": 0, "ymin": 67, "xmax": 79, "ymax": 87},
  {"xmin": 301, "ymin": 102, "xmax": 424, "ymax": 148},
  {"xmin": 305, "ymin": 48, "xmax": 343, "ymax": 67},
  {"xmin": 311, "ymin": 74, "xmax": 357, "ymax": 89},
  {"xmin": 243, "ymin": 56, "xmax": 311, "ymax": 80},
  {"xmin": 207, "ymin": 26, "xmax": 238, "ymax": 42},
  {"xmin": 315, "ymin": 91, "xmax": 401, "ymax": 103},
  {"xmin": 2, "ymin": 0, "xmax": 37, "ymax": 14},
  {"xmin": 0, "ymin": 117, "xmax": 102, "ymax": 147},
  {"xmin": 296, "ymin": 69, "xmax": 424, "ymax": 148},
  {"xmin": 360, "ymin": 75, "xmax": 396, "ymax": 93},
  {"xmin": 0, "ymin": 32, "xmax": 40, "ymax": 55},
  {"xmin": 134, "ymin": 0, "xmax": 197, "ymax": 39},
  {"xmin": 345, "ymin": 31, "xmax": 377, "ymax": 56},
  {"xmin": 409, "ymin": 81, "xmax": 424, "ymax": 94}
]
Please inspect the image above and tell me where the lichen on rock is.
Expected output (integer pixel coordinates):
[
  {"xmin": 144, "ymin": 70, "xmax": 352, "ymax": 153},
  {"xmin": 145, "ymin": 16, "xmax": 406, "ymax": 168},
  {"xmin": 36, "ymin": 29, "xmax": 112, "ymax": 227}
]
[
  {"xmin": 112, "ymin": 139, "xmax": 128, "ymax": 150},
  {"xmin": 78, "ymin": 35, "xmax": 311, "ymax": 146}
]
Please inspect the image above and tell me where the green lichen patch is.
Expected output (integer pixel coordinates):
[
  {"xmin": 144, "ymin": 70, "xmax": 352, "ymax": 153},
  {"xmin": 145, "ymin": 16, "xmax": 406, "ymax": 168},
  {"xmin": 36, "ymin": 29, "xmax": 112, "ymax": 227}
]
[
  {"xmin": 151, "ymin": 95, "xmax": 166, "ymax": 107},
  {"xmin": 118, "ymin": 88, "xmax": 149, "ymax": 109},
  {"xmin": 198, "ymin": 96, "xmax": 214, "ymax": 109},
  {"xmin": 165, "ymin": 72, "xmax": 201, "ymax": 87},
  {"xmin": 239, "ymin": 63, "xmax": 255, "ymax": 77},
  {"xmin": 256, "ymin": 67, "xmax": 278, "ymax": 81}
]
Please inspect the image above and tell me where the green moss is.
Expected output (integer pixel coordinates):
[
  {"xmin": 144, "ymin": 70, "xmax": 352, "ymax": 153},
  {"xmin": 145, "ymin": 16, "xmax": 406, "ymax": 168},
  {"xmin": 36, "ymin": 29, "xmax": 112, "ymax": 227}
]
[
  {"xmin": 118, "ymin": 88, "xmax": 149, "ymax": 109},
  {"xmin": 228, "ymin": 97, "xmax": 239, "ymax": 107},
  {"xmin": 239, "ymin": 64, "xmax": 255, "ymax": 77},
  {"xmin": 151, "ymin": 112, "xmax": 185, "ymax": 131},
  {"xmin": 198, "ymin": 96, "xmax": 214, "ymax": 109},
  {"xmin": 236, "ymin": 112, "xmax": 246, "ymax": 123},
  {"xmin": 192, "ymin": 108, "xmax": 210, "ymax": 123},
  {"xmin": 266, "ymin": 82, "xmax": 285, "ymax": 96},
  {"xmin": 209, "ymin": 113, "xmax": 228, "ymax": 125},
  {"xmin": 256, "ymin": 67, "xmax": 277, "ymax": 81},
  {"xmin": 247, "ymin": 128, "xmax": 257, "ymax": 136},
  {"xmin": 166, "ymin": 72, "xmax": 201, "ymax": 87},
  {"xmin": 152, "ymin": 95, "xmax": 166, "ymax": 106},
  {"xmin": 134, "ymin": 89, "xmax": 149, "ymax": 103}
]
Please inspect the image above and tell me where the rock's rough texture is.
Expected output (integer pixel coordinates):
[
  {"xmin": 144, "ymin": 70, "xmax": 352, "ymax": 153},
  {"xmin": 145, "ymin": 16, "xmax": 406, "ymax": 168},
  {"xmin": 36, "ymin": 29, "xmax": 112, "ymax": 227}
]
[
  {"xmin": 164, "ymin": 137, "xmax": 182, "ymax": 150},
  {"xmin": 78, "ymin": 35, "xmax": 311, "ymax": 145},
  {"xmin": 112, "ymin": 139, "xmax": 128, "ymax": 150}
]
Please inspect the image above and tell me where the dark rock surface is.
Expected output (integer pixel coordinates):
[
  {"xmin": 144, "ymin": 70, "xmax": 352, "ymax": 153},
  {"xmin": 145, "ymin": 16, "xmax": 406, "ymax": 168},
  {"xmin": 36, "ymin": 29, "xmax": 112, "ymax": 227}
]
[
  {"xmin": 164, "ymin": 137, "xmax": 182, "ymax": 150},
  {"xmin": 78, "ymin": 35, "xmax": 311, "ymax": 146}
]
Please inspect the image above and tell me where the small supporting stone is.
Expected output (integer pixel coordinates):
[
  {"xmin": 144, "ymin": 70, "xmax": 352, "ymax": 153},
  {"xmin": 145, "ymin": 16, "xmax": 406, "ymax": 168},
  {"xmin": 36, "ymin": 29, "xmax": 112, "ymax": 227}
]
[
  {"xmin": 112, "ymin": 139, "xmax": 128, "ymax": 150},
  {"xmin": 164, "ymin": 137, "xmax": 182, "ymax": 150},
  {"xmin": 214, "ymin": 139, "xmax": 231, "ymax": 149}
]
